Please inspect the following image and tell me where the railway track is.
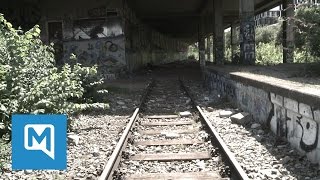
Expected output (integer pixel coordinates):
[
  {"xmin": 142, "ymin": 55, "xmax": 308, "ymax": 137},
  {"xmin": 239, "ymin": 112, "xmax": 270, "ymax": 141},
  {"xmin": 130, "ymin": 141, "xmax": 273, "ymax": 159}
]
[{"xmin": 99, "ymin": 78, "xmax": 249, "ymax": 180}]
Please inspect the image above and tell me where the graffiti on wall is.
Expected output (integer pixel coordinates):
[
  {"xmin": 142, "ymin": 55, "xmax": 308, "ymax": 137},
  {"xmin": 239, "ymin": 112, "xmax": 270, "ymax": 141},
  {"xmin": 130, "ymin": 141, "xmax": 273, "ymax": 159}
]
[
  {"xmin": 205, "ymin": 72, "xmax": 236, "ymax": 101},
  {"xmin": 73, "ymin": 17, "xmax": 123, "ymax": 40},
  {"xmin": 63, "ymin": 36, "xmax": 125, "ymax": 79},
  {"xmin": 270, "ymin": 95, "xmax": 320, "ymax": 154},
  {"xmin": 205, "ymin": 70, "xmax": 274, "ymax": 124},
  {"xmin": 205, "ymin": 70, "xmax": 320, "ymax": 162},
  {"xmin": 240, "ymin": 14, "xmax": 255, "ymax": 65}
]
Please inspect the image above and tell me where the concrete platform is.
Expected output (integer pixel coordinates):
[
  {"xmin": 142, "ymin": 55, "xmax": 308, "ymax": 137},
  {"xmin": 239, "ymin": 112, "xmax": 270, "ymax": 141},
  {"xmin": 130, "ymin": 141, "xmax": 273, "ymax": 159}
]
[
  {"xmin": 206, "ymin": 64, "xmax": 320, "ymax": 107},
  {"xmin": 204, "ymin": 64, "xmax": 320, "ymax": 164}
]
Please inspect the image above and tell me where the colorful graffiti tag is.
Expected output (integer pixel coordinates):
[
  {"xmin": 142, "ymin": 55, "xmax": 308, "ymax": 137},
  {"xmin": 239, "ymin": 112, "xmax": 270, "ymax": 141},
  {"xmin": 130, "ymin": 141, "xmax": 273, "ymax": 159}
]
[{"xmin": 63, "ymin": 36, "xmax": 126, "ymax": 79}]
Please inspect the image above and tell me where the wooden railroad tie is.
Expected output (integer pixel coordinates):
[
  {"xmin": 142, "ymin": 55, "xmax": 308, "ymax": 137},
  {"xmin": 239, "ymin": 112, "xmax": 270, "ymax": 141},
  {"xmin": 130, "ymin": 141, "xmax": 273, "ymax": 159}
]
[
  {"xmin": 140, "ymin": 128, "xmax": 198, "ymax": 135},
  {"xmin": 135, "ymin": 139, "xmax": 204, "ymax": 146},
  {"xmin": 141, "ymin": 121, "xmax": 194, "ymax": 126},
  {"xmin": 130, "ymin": 152, "xmax": 211, "ymax": 161},
  {"xmin": 125, "ymin": 172, "xmax": 224, "ymax": 180},
  {"xmin": 145, "ymin": 115, "xmax": 180, "ymax": 119}
]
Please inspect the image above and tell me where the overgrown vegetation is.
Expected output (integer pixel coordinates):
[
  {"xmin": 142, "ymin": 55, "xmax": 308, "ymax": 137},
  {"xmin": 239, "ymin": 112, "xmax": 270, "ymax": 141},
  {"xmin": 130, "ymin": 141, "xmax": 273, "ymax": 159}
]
[
  {"xmin": 224, "ymin": 4, "xmax": 320, "ymax": 66},
  {"xmin": 187, "ymin": 43, "xmax": 199, "ymax": 60},
  {"xmin": 0, "ymin": 14, "xmax": 108, "ymax": 138}
]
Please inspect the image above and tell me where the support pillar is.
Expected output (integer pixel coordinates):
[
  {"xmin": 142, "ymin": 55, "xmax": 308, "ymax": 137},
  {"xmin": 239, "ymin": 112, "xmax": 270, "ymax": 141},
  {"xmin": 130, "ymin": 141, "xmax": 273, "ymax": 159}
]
[
  {"xmin": 199, "ymin": 23, "xmax": 206, "ymax": 68},
  {"xmin": 282, "ymin": 0, "xmax": 295, "ymax": 63},
  {"xmin": 231, "ymin": 23, "xmax": 239, "ymax": 63},
  {"xmin": 206, "ymin": 36, "xmax": 211, "ymax": 62},
  {"xmin": 214, "ymin": 0, "xmax": 224, "ymax": 65},
  {"xmin": 239, "ymin": 0, "xmax": 255, "ymax": 65}
]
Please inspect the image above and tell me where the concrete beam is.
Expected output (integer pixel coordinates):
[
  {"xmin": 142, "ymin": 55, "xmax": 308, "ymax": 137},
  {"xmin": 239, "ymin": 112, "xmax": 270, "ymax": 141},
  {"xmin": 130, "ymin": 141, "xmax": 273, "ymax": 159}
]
[
  {"xmin": 214, "ymin": 0, "xmax": 224, "ymax": 65},
  {"xmin": 239, "ymin": 0, "xmax": 255, "ymax": 65},
  {"xmin": 282, "ymin": 0, "xmax": 294, "ymax": 63}
]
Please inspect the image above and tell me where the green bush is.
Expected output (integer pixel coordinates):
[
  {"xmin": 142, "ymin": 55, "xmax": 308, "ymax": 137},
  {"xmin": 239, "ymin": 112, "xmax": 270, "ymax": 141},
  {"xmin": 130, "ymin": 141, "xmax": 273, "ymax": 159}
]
[
  {"xmin": 225, "ymin": 47, "xmax": 232, "ymax": 63},
  {"xmin": 256, "ymin": 24, "xmax": 281, "ymax": 45},
  {"xmin": 295, "ymin": 5, "xmax": 320, "ymax": 58},
  {"xmin": 256, "ymin": 42, "xmax": 283, "ymax": 65},
  {"xmin": 187, "ymin": 44, "xmax": 199, "ymax": 60},
  {"xmin": 0, "ymin": 14, "xmax": 107, "ymax": 133}
]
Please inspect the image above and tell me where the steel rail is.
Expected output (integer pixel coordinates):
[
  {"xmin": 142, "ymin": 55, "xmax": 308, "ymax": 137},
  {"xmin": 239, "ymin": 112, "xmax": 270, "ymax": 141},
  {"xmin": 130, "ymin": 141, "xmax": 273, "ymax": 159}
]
[
  {"xmin": 99, "ymin": 80, "xmax": 154, "ymax": 180},
  {"xmin": 179, "ymin": 78, "xmax": 249, "ymax": 180}
]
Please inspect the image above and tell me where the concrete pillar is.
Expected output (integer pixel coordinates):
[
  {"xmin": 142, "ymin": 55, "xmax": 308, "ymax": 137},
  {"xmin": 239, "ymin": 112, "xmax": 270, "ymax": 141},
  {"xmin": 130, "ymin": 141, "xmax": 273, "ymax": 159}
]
[
  {"xmin": 231, "ymin": 23, "xmax": 238, "ymax": 63},
  {"xmin": 239, "ymin": 0, "xmax": 256, "ymax": 65},
  {"xmin": 199, "ymin": 22, "xmax": 206, "ymax": 68},
  {"xmin": 214, "ymin": 0, "xmax": 224, "ymax": 65},
  {"xmin": 282, "ymin": 0, "xmax": 295, "ymax": 63},
  {"xmin": 206, "ymin": 36, "xmax": 211, "ymax": 62}
]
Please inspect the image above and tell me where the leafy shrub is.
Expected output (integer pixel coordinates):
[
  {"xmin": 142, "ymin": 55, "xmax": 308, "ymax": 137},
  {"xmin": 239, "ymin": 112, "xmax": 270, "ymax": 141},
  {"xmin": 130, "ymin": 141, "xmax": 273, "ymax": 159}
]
[
  {"xmin": 225, "ymin": 47, "xmax": 232, "ymax": 63},
  {"xmin": 256, "ymin": 42, "xmax": 283, "ymax": 65},
  {"xmin": 0, "ymin": 14, "xmax": 107, "ymax": 133},
  {"xmin": 295, "ymin": 5, "xmax": 320, "ymax": 59},
  {"xmin": 256, "ymin": 24, "xmax": 281, "ymax": 45},
  {"xmin": 187, "ymin": 44, "xmax": 199, "ymax": 60}
]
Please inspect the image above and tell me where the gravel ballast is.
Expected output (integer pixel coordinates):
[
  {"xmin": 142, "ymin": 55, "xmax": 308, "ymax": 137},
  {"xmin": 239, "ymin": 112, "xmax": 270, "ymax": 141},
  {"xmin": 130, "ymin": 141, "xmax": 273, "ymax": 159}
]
[
  {"xmin": 185, "ymin": 80, "xmax": 320, "ymax": 180},
  {"xmin": 0, "ymin": 84, "xmax": 144, "ymax": 180},
  {"xmin": 115, "ymin": 79, "xmax": 230, "ymax": 179}
]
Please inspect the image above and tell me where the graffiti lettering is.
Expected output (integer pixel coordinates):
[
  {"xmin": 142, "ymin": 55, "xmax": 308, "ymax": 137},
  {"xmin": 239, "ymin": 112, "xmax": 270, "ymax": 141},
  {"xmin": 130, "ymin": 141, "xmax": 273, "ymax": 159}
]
[
  {"xmin": 270, "ymin": 96, "xmax": 320, "ymax": 153},
  {"xmin": 63, "ymin": 37, "xmax": 125, "ymax": 80},
  {"xmin": 240, "ymin": 14, "xmax": 255, "ymax": 65},
  {"xmin": 204, "ymin": 73, "xmax": 236, "ymax": 101},
  {"xmin": 105, "ymin": 41, "xmax": 118, "ymax": 52},
  {"xmin": 296, "ymin": 115, "xmax": 319, "ymax": 152},
  {"xmin": 88, "ymin": 43, "xmax": 94, "ymax": 50}
]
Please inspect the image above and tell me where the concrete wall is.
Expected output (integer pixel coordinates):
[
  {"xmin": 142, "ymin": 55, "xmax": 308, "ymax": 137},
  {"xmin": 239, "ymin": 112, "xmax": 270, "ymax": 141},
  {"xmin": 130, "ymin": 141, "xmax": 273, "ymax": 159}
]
[
  {"xmin": 14, "ymin": 0, "xmax": 127, "ymax": 80},
  {"xmin": 1, "ymin": 0, "xmax": 188, "ymax": 78},
  {"xmin": 63, "ymin": 35, "xmax": 126, "ymax": 80},
  {"xmin": 205, "ymin": 68, "xmax": 320, "ymax": 164}
]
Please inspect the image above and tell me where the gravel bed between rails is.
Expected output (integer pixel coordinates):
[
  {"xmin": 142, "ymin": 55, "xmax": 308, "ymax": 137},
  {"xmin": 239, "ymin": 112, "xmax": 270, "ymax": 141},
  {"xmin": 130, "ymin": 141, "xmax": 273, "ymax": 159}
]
[
  {"xmin": 184, "ymin": 80, "xmax": 320, "ymax": 180},
  {"xmin": 115, "ymin": 78, "xmax": 231, "ymax": 179},
  {"xmin": 133, "ymin": 130, "xmax": 210, "ymax": 142},
  {"xmin": 127, "ymin": 142, "xmax": 215, "ymax": 154},
  {"xmin": 116, "ymin": 158, "xmax": 225, "ymax": 176}
]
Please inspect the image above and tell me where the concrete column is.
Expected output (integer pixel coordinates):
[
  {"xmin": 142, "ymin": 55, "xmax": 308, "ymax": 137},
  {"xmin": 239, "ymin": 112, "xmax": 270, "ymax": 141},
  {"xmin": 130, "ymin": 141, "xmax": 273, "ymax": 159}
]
[
  {"xmin": 282, "ymin": 0, "xmax": 295, "ymax": 63},
  {"xmin": 214, "ymin": 0, "xmax": 224, "ymax": 65},
  {"xmin": 199, "ymin": 22, "xmax": 206, "ymax": 68},
  {"xmin": 239, "ymin": 0, "xmax": 256, "ymax": 65},
  {"xmin": 231, "ymin": 23, "xmax": 238, "ymax": 63},
  {"xmin": 206, "ymin": 36, "xmax": 211, "ymax": 62},
  {"xmin": 199, "ymin": 37, "xmax": 206, "ymax": 67}
]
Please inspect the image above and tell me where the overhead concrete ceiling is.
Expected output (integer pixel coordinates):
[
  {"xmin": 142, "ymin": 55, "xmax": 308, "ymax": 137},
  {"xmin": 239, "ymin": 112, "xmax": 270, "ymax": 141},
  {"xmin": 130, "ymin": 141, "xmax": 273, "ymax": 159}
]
[{"xmin": 128, "ymin": 0, "xmax": 282, "ymax": 40}]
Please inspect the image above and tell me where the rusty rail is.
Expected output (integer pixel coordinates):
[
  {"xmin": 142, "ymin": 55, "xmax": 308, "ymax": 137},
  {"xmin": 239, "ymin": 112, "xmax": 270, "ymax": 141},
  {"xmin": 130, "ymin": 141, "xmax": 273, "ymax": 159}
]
[
  {"xmin": 179, "ymin": 78, "xmax": 249, "ymax": 180},
  {"xmin": 99, "ymin": 80, "xmax": 154, "ymax": 180}
]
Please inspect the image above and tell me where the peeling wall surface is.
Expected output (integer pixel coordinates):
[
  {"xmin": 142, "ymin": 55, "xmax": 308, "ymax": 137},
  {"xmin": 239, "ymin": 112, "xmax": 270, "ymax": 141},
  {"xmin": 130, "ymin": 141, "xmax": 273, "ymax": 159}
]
[{"xmin": 205, "ymin": 68, "xmax": 320, "ymax": 164}]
